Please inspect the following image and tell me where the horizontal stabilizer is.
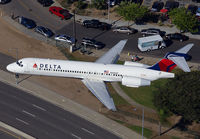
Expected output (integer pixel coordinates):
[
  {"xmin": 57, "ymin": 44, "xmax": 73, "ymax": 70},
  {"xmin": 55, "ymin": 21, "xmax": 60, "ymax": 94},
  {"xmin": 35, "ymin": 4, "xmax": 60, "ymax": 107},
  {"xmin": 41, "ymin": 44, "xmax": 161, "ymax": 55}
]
[
  {"xmin": 168, "ymin": 56, "xmax": 190, "ymax": 72},
  {"xmin": 175, "ymin": 43, "xmax": 193, "ymax": 54}
]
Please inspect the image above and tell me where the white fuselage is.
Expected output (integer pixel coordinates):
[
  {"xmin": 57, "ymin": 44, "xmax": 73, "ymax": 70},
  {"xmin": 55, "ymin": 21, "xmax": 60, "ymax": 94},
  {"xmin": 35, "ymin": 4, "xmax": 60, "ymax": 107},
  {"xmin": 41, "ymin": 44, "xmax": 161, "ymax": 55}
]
[{"xmin": 7, "ymin": 58, "xmax": 174, "ymax": 83}]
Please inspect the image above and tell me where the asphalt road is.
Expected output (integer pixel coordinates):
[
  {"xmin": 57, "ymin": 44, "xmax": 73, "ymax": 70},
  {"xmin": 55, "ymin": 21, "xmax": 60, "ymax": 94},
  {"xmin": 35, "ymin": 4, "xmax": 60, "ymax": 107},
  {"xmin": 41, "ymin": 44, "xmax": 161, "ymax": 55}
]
[
  {"xmin": 0, "ymin": 0, "xmax": 200, "ymax": 63},
  {"xmin": 0, "ymin": 81, "xmax": 121, "ymax": 139}
]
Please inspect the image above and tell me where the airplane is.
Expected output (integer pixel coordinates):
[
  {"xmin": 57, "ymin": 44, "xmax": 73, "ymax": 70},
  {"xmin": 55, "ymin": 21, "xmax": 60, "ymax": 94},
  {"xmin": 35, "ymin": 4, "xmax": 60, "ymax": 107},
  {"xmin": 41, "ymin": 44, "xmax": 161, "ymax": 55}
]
[{"xmin": 6, "ymin": 40, "xmax": 193, "ymax": 111}]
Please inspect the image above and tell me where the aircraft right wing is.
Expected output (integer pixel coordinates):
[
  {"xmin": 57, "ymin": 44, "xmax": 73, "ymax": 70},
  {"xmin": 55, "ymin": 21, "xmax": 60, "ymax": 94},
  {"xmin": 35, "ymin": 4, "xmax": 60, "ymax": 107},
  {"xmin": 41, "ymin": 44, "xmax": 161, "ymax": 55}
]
[
  {"xmin": 95, "ymin": 40, "xmax": 127, "ymax": 64},
  {"xmin": 82, "ymin": 79, "xmax": 116, "ymax": 111}
]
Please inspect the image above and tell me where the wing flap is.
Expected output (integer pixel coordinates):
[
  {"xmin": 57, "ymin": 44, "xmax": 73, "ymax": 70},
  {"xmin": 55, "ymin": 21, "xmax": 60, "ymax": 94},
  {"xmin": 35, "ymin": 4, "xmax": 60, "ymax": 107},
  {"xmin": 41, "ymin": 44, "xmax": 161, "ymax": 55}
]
[
  {"xmin": 82, "ymin": 79, "xmax": 116, "ymax": 111},
  {"xmin": 95, "ymin": 40, "xmax": 127, "ymax": 64}
]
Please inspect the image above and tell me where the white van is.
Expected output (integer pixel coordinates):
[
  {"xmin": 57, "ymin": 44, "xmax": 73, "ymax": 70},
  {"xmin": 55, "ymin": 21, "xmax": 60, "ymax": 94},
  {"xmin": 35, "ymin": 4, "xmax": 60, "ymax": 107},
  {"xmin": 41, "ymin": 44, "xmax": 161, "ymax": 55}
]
[{"xmin": 138, "ymin": 35, "xmax": 166, "ymax": 52}]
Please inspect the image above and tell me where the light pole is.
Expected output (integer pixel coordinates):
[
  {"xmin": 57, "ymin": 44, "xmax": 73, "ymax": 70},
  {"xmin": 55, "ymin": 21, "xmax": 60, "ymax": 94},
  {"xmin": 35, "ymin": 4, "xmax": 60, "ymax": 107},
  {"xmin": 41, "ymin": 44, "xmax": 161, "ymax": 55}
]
[
  {"xmin": 142, "ymin": 108, "xmax": 144, "ymax": 139},
  {"xmin": 71, "ymin": 10, "xmax": 76, "ymax": 53},
  {"xmin": 108, "ymin": 0, "xmax": 110, "ymax": 21}
]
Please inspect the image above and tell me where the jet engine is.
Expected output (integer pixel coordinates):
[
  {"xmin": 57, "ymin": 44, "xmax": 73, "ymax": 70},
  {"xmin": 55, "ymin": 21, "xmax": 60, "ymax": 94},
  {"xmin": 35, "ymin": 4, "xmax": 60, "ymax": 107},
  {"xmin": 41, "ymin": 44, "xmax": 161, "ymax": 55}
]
[
  {"xmin": 124, "ymin": 61, "xmax": 150, "ymax": 68},
  {"xmin": 122, "ymin": 76, "xmax": 151, "ymax": 87}
]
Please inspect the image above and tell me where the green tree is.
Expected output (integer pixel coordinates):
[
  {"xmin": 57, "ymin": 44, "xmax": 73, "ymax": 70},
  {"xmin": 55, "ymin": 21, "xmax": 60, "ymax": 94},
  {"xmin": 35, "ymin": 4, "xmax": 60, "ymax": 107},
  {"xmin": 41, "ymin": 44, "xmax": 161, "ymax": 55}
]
[
  {"xmin": 116, "ymin": 2, "xmax": 148, "ymax": 21},
  {"xmin": 168, "ymin": 8, "xmax": 199, "ymax": 33},
  {"xmin": 154, "ymin": 71, "xmax": 200, "ymax": 122},
  {"xmin": 92, "ymin": 0, "xmax": 107, "ymax": 10}
]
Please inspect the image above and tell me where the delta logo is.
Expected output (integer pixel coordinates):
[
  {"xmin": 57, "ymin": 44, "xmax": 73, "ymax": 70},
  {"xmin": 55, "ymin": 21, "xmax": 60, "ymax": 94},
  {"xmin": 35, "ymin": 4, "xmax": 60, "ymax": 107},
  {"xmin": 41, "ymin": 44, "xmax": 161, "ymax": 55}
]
[
  {"xmin": 39, "ymin": 64, "xmax": 61, "ymax": 69},
  {"xmin": 33, "ymin": 63, "xmax": 37, "ymax": 68}
]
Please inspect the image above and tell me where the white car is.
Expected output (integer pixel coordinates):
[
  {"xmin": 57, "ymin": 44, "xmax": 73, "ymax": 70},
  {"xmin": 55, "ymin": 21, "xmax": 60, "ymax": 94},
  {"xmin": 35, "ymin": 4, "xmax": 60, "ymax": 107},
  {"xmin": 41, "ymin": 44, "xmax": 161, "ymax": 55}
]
[{"xmin": 54, "ymin": 34, "xmax": 75, "ymax": 44}]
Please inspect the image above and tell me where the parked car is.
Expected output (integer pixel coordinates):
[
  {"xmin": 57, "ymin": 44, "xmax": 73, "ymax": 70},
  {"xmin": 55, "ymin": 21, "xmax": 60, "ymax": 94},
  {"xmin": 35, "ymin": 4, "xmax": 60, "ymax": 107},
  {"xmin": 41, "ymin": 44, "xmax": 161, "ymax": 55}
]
[
  {"xmin": 82, "ymin": 19, "xmax": 101, "ymax": 28},
  {"xmin": 98, "ymin": 22, "xmax": 112, "ymax": 30},
  {"xmin": 187, "ymin": 5, "xmax": 198, "ymax": 15},
  {"xmin": 151, "ymin": 1, "xmax": 164, "ymax": 12},
  {"xmin": 165, "ymin": 1, "xmax": 179, "ymax": 11},
  {"xmin": 81, "ymin": 38, "xmax": 105, "ymax": 49},
  {"xmin": 0, "ymin": 0, "xmax": 10, "ymax": 4},
  {"xmin": 141, "ymin": 28, "xmax": 165, "ymax": 36},
  {"xmin": 113, "ymin": 26, "xmax": 138, "ymax": 35},
  {"xmin": 192, "ymin": 0, "xmax": 200, "ymax": 3},
  {"xmin": 34, "ymin": 26, "xmax": 54, "ymax": 38},
  {"xmin": 165, "ymin": 33, "xmax": 189, "ymax": 42},
  {"xmin": 54, "ymin": 34, "xmax": 75, "ymax": 44},
  {"xmin": 196, "ymin": 7, "xmax": 200, "ymax": 17},
  {"xmin": 49, "ymin": 6, "xmax": 71, "ymax": 20},
  {"xmin": 83, "ymin": 19, "xmax": 111, "ymax": 30},
  {"xmin": 18, "ymin": 16, "xmax": 36, "ymax": 29},
  {"xmin": 37, "ymin": 0, "xmax": 53, "ymax": 7}
]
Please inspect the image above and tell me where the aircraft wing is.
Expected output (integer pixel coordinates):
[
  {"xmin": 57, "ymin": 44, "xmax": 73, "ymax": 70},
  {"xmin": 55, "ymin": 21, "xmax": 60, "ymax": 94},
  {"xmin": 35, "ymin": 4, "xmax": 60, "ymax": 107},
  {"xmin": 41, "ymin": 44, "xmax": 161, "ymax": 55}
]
[
  {"xmin": 175, "ymin": 43, "xmax": 193, "ymax": 54},
  {"xmin": 95, "ymin": 40, "xmax": 127, "ymax": 64},
  {"xmin": 82, "ymin": 79, "xmax": 116, "ymax": 111},
  {"xmin": 168, "ymin": 56, "xmax": 190, "ymax": 72}
]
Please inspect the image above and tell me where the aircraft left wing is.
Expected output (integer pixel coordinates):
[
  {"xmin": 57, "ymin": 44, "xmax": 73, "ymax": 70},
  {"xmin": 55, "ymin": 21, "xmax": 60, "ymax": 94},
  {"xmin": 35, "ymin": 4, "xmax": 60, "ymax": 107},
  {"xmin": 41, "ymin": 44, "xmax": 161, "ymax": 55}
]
[
  {"xmin": 82, "ymin": 79, "xmax": 116, "ymax": 111},
  {"xmin": 95, "ymin": 40, "xmax": 127, "ymax": 64}
]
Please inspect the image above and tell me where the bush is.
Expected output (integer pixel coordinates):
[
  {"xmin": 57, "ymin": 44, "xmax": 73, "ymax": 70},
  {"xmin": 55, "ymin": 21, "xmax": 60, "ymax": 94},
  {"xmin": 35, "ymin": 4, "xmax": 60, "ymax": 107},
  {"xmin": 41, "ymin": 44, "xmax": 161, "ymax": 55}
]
[{"xmin": 76, "ymin": 0, "xmax": 87, "ymax": 9}]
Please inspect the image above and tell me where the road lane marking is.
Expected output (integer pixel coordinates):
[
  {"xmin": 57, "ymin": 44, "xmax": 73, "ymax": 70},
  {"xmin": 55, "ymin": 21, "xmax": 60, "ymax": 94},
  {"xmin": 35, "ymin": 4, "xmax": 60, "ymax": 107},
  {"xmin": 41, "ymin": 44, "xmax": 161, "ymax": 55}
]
[
  {"xmin": 16, "ymin": 118, "xmax": 29, "ymax": 125},
  {"xmin": 71, "ymin": 133, "xmax": 81, "ymax": 139},
  {"xmin": 32, "ymin": 104, "xmax": 47, "ymax": 111},
  {"xmin": 22, "ymin": 110, "xmax": 36, "ymax": 117},
  {"xmin": 81, "ymin": 128, "xmax": 95, "ymax": 135}
]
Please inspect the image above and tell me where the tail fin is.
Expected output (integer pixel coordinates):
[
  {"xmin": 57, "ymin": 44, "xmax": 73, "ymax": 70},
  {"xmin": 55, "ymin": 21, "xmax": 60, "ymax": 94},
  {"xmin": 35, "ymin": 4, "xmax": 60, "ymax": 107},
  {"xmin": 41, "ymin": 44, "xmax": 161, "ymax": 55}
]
[{"xmin": 148, "ymin": 44, "xmax": 193, "ymax": 72}]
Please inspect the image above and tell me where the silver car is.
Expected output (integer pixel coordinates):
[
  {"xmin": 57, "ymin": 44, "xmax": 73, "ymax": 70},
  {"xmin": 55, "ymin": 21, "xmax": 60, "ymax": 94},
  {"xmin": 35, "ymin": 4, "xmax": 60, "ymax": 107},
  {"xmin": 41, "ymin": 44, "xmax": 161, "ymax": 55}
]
[
  {"xmin": 113, "ymin": 26, "xmax": 137, "ymax": 35},
  {"xmin": 54, "ymin": 34, "xmax": 75, "ymax": 44}
]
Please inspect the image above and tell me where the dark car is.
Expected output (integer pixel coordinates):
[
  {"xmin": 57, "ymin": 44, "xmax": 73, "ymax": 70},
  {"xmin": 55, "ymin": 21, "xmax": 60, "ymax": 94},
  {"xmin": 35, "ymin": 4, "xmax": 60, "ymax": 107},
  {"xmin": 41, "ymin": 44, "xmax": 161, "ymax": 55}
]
[
  {"xmin": 141, "ymin": 28, "xmax": 165, "ymax": 36},
  {"xmin": 0, "ymin": 0, "xmax": 11, "ymax": 4},
  {"xmin": 165, "ymin": 33, "xmax": 189, "ymax": 42},
  {"xmin": 82, "ymin": 19, "xmax": 101, "ymax": 28},
  {"xmin": 49, "ymin": 6, "xmax": 71, "ymax": 20},
  {"xmin": 37, "ymin": 0, "xmax": 53, "ymax": 7},
  {"xmin": 81, "ymin": 38, "xmax": 105, "ymax": 49},
  {"xmin": 151, "ymin": 1, "xmax": 164, "ymax": 12},
  {"xmin": 98, "ymin": 22, "xmax": 112, "ymax": 30},
  {"xmin": 187, "ymin": 5, "xmax": 198, "ymax": 15},
  {"xmin": 34, "ymin": 26, "xmax": 54, "ymax": 38},
  {"xmin": 18, "ymin": 16, "xmax": 36, "ymax": 29},
  {"xmin": 192, "ymin": 0, "xmax": 200, "ymax": 3},
  {"xmin": 165, "ymin": 1, "xmax": 179, "ymax": 11}
]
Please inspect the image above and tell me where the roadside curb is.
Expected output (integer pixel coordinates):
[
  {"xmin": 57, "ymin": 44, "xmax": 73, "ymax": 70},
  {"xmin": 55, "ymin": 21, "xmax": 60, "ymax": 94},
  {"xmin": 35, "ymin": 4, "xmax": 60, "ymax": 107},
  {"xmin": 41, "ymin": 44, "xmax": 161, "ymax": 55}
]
[{"xmin": 0, "ymin": 121, "xmax": 36, "ymax": 139}]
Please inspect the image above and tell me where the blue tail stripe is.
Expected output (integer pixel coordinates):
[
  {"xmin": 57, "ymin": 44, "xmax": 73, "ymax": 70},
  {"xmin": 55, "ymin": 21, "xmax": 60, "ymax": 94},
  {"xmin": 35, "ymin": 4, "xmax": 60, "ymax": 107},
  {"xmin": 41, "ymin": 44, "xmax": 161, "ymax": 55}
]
[
  {"xmin": 148, "ymin": 63, "xmax": 160, "ymax": 71},
  {"xmin": 166, "ymin": 63, "xmax": 176, "ymax": 72}
]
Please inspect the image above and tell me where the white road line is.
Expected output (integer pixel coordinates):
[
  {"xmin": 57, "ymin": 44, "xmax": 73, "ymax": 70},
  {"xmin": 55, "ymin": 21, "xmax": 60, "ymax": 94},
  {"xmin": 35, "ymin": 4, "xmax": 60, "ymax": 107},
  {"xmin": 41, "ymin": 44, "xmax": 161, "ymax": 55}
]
[
  {"xmin": 16, "ymin": 118, "xmax": 29, "ymax": 125},
  {"xmin": 81, "ymin": 128, "xmax": 95, "ymax": 135},
  {"xmin": 32, "ymin": 104, "xmax": 47, "ymax": 111},
  {"xmin": 71, "ymin": 133, "xmax": 81, "ymax": 139},
  {"xmin": 22, "ymin": 110, "xmax": 36, "ymax": 117}
]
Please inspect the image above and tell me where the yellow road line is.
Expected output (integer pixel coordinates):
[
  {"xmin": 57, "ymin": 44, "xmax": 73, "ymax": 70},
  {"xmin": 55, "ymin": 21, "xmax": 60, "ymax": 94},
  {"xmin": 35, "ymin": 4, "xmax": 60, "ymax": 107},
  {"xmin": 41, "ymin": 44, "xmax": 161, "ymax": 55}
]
[{"xmin": 0, "ymin": 128, "xmax": 21, "ymax": 139}]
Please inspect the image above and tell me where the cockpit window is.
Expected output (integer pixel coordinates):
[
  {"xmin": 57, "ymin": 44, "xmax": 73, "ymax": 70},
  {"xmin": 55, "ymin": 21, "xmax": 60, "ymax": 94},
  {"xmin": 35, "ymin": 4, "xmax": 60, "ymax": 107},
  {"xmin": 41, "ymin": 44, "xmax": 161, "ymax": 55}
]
[{"xmin": 16, "ymin": 61, "xmax": 23, "ymax": 67}]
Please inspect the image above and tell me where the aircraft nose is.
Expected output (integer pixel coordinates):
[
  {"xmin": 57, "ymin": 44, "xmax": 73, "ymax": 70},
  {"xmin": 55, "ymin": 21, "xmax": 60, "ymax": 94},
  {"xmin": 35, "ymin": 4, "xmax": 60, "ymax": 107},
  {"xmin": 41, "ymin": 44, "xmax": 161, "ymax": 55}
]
[{"xmin": 6, "ymin": 63, "xmax": 15, "ymax": 72}]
